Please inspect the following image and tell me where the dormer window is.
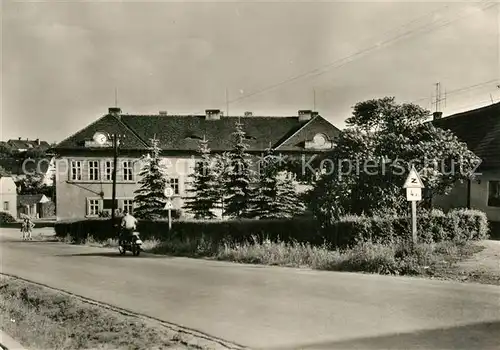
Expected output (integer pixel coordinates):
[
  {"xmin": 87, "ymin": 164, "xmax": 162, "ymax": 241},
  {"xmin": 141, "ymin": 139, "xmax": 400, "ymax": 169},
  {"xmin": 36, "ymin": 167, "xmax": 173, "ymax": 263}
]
[{"xmin": 305, "ymin": 133, "xmax": 333, "ymax": 149}]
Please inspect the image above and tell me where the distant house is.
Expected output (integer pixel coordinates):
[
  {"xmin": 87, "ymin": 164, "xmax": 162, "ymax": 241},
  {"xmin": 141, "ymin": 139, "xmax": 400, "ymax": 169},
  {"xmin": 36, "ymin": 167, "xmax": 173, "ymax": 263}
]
[
  {"xmin": 17, "ymin": 194, "xmax": 54, "ymax": 219},
  {"xmin": 6, "ymin": 138, "xmax": 51, "ymax": 153},
  {"xmin": 52, "ymin": 107, "xmax": 341, "ymax": 220},
  {"xmin": 0, "ymin": 176, "xmax": 18, "ymax": 218},
  {"xmin": 431, "ymin": 103, "xmax": 500, "ymax": 222}
]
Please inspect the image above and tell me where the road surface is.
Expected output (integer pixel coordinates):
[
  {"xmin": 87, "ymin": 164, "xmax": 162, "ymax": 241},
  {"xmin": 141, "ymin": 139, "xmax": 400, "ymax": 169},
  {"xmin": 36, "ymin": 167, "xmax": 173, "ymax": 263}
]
[{"xmin": 1, "ymin": 228, "xmax": 499, "ymax": 349}]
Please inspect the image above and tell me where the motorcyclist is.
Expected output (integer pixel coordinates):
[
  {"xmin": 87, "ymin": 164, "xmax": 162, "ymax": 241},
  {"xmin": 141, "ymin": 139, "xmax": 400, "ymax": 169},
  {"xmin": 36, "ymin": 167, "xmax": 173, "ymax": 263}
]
[{"xmin": 120, "ymin": 210, "xmax": 138, "ymax": 245}]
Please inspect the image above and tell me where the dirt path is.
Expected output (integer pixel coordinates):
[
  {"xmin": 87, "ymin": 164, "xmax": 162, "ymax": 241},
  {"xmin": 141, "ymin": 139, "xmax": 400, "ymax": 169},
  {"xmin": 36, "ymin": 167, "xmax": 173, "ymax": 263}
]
[{"xmin": 457, "ymin": 240, "xmax": 500, "ymax": 285}]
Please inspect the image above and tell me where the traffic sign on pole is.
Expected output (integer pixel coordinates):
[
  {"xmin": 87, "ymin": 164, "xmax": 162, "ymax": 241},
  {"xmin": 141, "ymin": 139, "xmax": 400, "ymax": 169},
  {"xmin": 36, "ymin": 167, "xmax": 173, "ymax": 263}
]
[
  {"xmin": 164, "ymin": 201, "xmax": 173, "ymax": 210},
  {"xmin": 406, "ymin": 187, "xmax": 422, "ymax": 201},
  {"xmin": 164, "ymin": 187, "xmax": 174, "ymax": 198},
  {"xmin": 403, "ymin": 166, "xmax": 424, "ymax": 247},
  {"xmin": 403, "ymin": 165, "xmax": 424, "ymax": 189}
]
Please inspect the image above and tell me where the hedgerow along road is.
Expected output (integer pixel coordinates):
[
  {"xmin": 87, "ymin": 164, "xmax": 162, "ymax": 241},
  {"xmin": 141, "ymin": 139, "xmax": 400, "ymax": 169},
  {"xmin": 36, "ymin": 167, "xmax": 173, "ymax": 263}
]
[{"xmin": 1, "ymin": 228, "xmax": 499, "ymax": 349}]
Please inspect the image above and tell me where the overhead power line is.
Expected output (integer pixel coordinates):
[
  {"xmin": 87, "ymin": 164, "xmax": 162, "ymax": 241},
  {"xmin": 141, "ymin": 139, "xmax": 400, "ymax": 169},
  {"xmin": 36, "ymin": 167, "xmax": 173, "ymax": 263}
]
[
  {"xmin": 192, "ymin": 1, "xmax": 497, "ymax": 115},
  {"xmin": 411, "ymin": 78, "xmax": 500, "ymax": 104}
]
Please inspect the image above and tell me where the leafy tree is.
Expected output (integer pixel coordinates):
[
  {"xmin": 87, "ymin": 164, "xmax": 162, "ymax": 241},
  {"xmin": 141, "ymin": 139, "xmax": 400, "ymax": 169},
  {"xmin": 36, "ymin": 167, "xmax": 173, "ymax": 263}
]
[
  {"xmin": 183, "ymin": 137, "xmax": 220, "ymax": 219},
  {"xmin": 307, "ymin": 97, "xmax": 481, "ymax": 224},
  {"xmin": 223, "ymin": 120, "xmax": 255, "ymax": 218},
  {"xmin": 133, "ymin": 138, "xmax": 169, "ymax": 220},
  {"xmin": 253, "ymin": 147, "xmax": 304, "ymax": 218}
]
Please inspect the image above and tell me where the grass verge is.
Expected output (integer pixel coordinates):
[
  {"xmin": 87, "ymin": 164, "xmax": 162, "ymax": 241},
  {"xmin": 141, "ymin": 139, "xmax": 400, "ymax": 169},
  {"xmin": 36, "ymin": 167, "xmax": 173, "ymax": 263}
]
[
  {"xmin": 0, "ymin": 276, "xmax": 217, "ymax": 350},
  {"xmin": 57, "ymin": 233, "xmax": 496, "ymax": 285}
]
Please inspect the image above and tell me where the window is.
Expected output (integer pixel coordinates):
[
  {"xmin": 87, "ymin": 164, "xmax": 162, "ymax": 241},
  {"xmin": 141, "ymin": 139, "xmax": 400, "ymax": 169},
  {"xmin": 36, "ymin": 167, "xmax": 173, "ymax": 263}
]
[
  {"xmin": 88, "ymin": 160, "xmax": 100, "ymax": 181},
  {"xmin": 169, "ymin": 178, "xmax": 180, "ymax": 195},
  {"xmin": 3, "ymin": 201, "xmax": 9, "ymax": 211},
  {"xmin": 488, "ymin": 181, "xmax": 500, "ymax": 207},
  {"xmin": 122, "ymin": 161, "xmax": 133, "ymax": 181},
  {"xmin": 88, "ymin": 199, "xmax": 100, "ymax": 216},
  {"xmin": 104, "ymin": 161, "xmax": 113, "ymax": 181},
  {"xmin": 71, "ymin": 160, "xmax": 82, "ymax": 181},
  {"xmin": 123, "ymin": 199, "xmax": 134, "ymax": 214}
]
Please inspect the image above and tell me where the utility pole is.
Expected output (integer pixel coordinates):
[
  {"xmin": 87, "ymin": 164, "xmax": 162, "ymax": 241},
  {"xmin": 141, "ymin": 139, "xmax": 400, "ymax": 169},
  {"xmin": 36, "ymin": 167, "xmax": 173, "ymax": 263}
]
[{"xmin": 110, "ymin": 133, "xmax": 125, "ymax": 236}]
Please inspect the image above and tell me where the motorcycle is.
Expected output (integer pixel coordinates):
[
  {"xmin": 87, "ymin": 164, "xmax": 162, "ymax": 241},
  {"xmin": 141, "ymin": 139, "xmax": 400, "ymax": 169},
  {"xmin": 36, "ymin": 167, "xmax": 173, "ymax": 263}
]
[{"xmin": 118, "ymin": 231, "xmax": 143, "ymax": 256}]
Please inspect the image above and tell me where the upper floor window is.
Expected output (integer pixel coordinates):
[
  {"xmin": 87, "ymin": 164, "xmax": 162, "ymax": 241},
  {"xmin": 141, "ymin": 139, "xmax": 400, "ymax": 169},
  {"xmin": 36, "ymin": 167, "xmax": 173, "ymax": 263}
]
[
  {"xmin": 104, "ymin": 161, "xmax": 113, "ymax": 181},
  {"xmin": 88, "ymin": 160, "xmax": 100, "ymax": 181},
  {"xmin": 488, "ymin": 181, "xmax": 500, "ymax": 207},
  {"xmin": 122, "ymin": 161, "xmax": 133, "ymax": 181},
  {"xmin": 169, "ymin": 178, "xmax": 180, "ymax": 195},
  {"xmin": 71, "ymin": 160, "xmax": 82, "ymax": 181},
  {"xmin": 3, "ymin": 201, "xmax": 9, "ymax": 211}
]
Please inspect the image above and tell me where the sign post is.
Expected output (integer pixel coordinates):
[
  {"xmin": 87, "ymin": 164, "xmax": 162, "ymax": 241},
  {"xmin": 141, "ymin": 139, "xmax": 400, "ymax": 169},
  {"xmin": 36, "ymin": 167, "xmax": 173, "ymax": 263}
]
[
  {"xmin": 164, "ymin": 187, "xmax": 174, "ymax": 230},
  {"xmin": 403, "ymin": 166, "xmax": 425, "ymax": 246}
]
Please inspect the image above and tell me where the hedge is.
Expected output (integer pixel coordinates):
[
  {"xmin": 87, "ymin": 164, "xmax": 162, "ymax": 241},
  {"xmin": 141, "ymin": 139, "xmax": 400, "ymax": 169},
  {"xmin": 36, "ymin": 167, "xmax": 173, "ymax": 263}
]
[{"xmin": 54, "ymin": 209, "xmax": 490, "ymax": 247}]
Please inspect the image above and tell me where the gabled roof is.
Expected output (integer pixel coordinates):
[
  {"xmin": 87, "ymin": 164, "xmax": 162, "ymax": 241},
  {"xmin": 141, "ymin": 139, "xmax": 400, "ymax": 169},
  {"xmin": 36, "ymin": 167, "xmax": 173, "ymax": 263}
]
[
  {"xmin": 54, "ymin": 110, "xmax": 341, "ymax": 153},
  {"xmin": 17, "ymin": 194, "xmax": 50, "ymax": 206},
  {"xmin": 7, "ymin": 139, "xmax": 50, "ymax": 151},
  {"xmin": 432, "ymin": 102, "xmax": 500, "ymax": 169},
  {"xmin": 55, "ymin": 114, "xmax": 150, "ymax": 150}
]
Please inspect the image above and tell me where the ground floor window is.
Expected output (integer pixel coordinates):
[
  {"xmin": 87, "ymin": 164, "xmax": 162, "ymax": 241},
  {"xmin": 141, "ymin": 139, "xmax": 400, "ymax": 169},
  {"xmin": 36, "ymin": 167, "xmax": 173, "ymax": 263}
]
[
  {"xmin": 123, "ymin": 199, "xmax": 134, "ymax": 213},
  {"xmin": 88, "ymin": 199, "xmax": 100, "ymax": 216},
  {"xmin": 169, "ymin": 178, "xmax": 180, "ymax": 195},
  {"xmin": 488, "ymin": 181, "xmax": 500, "ymax": 207}
]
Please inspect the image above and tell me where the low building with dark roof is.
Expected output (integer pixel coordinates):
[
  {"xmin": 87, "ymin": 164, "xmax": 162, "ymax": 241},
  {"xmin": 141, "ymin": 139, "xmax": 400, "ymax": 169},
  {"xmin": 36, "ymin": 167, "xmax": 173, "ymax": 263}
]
[
  {"xmin": 53, "ymin": 107, "xmax": 341, "ymax": 219},
  {"xmin": 431, "ymin": 102, "xmax": 500, "ymax": 222}
]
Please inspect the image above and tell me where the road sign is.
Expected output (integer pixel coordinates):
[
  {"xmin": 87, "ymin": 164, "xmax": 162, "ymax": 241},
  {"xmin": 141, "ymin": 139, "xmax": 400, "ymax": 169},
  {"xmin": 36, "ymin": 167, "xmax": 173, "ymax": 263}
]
[
  {"xmin": 406, "ymin": 187, "xmax": 422, "ymax": 201},
  {"xmin": 164, "ymin": 201, "xmax": 173, "ymax": 210},
  {"xmin": 164, "ymin": 187, "xmax": 174, "ymax": 198},
  {"xmin": 403, "ymin": 166, "xmax": 424, "ymax": 189}
]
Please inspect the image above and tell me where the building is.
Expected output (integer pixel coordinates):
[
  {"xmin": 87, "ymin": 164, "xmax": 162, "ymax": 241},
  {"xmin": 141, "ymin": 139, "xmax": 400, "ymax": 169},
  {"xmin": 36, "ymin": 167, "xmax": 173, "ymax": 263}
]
[
  {"xmin": 431, "ymin": 103, "xmax": 500, "ymax": 222},
  {"xmin": 52, "ymin": 107, "xmax": 341, "ymax": 220},
  {"xmin": 5, "ymin": 138, "xmax": 51, "ymax": 153},
  {"xmin": 17, "ymin": 194, "xmax": 54, "ymax": 219},
  {"xmin": 1, "ymin": 176, "xmax": 18, "ymax": 219}
]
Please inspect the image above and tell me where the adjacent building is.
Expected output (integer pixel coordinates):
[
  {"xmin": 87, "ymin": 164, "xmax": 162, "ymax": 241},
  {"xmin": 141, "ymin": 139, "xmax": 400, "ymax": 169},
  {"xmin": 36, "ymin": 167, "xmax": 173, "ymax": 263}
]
[
  {"xmin": 431, "ymin": 102, "xmax": 500, "ymax": 222},
  {"xmin": 53, "ymin": 107, "xmax": 341, "ymax": 220},
  {"xmin": 0, "ymin": 176, "xmax": 18, "ymax": 219}
]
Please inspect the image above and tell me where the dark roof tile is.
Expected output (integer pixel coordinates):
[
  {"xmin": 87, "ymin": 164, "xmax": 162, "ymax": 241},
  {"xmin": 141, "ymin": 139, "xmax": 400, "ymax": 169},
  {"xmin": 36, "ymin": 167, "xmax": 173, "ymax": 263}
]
[{"xmin": 432, "ymin": 102, "xmax": 500, "ymax": 169}]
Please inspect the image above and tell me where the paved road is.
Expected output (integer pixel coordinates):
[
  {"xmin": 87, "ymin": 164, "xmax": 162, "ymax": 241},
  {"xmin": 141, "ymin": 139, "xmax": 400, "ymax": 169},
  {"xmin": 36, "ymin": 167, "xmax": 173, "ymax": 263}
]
[{"xmin": 1, "ymin": 228, "xmax": 499, "ymax": 349}]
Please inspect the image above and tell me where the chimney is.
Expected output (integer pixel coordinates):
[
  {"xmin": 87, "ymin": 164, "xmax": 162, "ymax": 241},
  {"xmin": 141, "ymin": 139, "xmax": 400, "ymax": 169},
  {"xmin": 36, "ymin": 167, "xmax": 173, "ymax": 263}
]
[
  {"xmin": 36, "ymin": 138, "xmax": 40, "ymax": 145},
  {"xmin": 244, "ymin": 111, "xmax": 253, "ymax": 117},
  {"xmin": 298, "ymin": 109, "xmax": 313, "ymax": 122},
  {"xmin": 433, "ymin": 111, "xmax": 443, "ymax": 120},
  {"xmin": 108, "ymin": 107, "xmax": 122, "ymax": 118},
  {"xmin": 159, "ymin": 111, "xmax": 168, "ymax": 115},
  {"xmin": 18, "ymin": 137, "xmax": 21, "ymax": 140},
  {"xmin": 205, "ymin": 109, "xmax": 222, "ymax": 120}
]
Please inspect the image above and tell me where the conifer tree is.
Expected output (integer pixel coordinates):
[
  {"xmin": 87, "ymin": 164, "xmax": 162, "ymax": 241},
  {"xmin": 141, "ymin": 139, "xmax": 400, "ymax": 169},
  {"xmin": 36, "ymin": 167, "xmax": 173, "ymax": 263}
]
[
  {"xmin": 183, "ymin": 136, "xmax": 219, "ymax": 219},
  {"xmin": 133, "ymin": 138, "xmax": 169, "ymax": 220},
  {"xmin": 253, "ymin": 147, "xmax": 304, "ymax": 218},
  {"xmin": 223, "ymin": 120, "xmax": 255, "ymax": 218}
]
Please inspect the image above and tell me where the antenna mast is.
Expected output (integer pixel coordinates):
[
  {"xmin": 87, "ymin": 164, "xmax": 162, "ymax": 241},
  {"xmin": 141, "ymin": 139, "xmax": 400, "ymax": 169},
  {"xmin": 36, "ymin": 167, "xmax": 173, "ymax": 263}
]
[
  {"xmin": 225, "ymin": 88, "xmax": 229, "ymax": 117},
  {"xmin": 433, "ymin": 82, "xmax": 446, "ymax": 112},
  {"xmin": 115, "ymin": 88, "xmax": 118, "ymax": 107},
  {"xmin": 313, "ymin": 88, "xmax": 316, "ymax": 111}
]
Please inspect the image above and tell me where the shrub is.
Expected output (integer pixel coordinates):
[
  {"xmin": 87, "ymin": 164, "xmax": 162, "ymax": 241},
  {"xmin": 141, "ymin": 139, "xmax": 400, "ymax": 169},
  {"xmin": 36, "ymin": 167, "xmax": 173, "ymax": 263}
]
[
  {"xmin": 54, "ymin": 208, "xmax": 489, "ymax": 247},
  {"xmin": 0, "ymin": 211, "xmax": 16, "ymax": 225}
]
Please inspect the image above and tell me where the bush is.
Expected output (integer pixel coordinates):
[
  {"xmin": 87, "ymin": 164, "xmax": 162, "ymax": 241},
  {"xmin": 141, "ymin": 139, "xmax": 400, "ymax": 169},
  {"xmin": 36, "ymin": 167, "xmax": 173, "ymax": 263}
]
[
  {"xmin": 54, "ymin": 208, "xmax": 489, "ymax": 247},
  {"xmin": 0, "ymin": 211, "xmax": 17, "ymax": 225},
  {"xmin": 322, "ymin": 208, "xmax": 490, "ymax": 247}
]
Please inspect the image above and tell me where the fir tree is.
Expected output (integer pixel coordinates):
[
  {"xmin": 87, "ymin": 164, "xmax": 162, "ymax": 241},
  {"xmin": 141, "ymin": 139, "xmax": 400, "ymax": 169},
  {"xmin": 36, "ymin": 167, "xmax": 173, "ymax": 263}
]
[
  {"xmin": 223, "ymin": 120, "xmax": 255, "ymax": 218},
  {"xmin": 183, "ymin": 136, "xmax": 219, "ymax": 219},
  {"xmin": 253, "ymin": 146, "xmax": 304, "ymax": 218},
  {"xmin": 133, "ymin": 138, "xmax": 169, "ymax": 220}
]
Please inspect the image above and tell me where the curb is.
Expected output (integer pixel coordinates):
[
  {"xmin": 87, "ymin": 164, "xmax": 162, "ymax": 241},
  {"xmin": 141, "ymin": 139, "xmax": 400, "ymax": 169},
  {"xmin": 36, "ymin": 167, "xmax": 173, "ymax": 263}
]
[{"xmin": 0, "ymin": 331, "xmax": 26, "ymax": 350}]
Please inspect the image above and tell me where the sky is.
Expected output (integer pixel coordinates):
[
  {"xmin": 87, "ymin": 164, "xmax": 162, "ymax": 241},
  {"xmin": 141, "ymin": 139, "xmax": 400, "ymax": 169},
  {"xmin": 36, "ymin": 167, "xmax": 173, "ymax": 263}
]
[{"xmin": 1, "ymin": 0, "xmax": 499, "ymax": 143}]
